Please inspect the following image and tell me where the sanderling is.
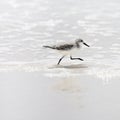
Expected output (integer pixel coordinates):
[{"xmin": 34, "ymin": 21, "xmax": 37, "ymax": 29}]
[{"xmin": 43, "ymin": 38, "xmax": 90, "ymax": 65}]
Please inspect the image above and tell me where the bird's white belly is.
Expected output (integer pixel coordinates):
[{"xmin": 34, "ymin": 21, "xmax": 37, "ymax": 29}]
[{"xmin": 57, "ymin": 48, "xmax": 79, "ymax": 55}]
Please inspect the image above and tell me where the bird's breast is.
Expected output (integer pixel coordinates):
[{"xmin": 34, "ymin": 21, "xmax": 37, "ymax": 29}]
[{"xmin": 57, "ymin": 47, "xmax": 80, "ymax": 55}]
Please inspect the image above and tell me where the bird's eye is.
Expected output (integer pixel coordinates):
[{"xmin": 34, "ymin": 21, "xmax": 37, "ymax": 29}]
[{"xmin": 81, "ymin": 40, "xmax": 83, "ymax": 42}]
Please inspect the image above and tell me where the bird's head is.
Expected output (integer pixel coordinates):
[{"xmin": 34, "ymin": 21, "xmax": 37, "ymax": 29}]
[{"xmin": 76, "ymin": 38, "xmax": 90, "ymax": 47}]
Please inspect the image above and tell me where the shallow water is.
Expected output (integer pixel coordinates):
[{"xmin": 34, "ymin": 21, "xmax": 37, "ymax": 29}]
[{"xmin": 0, "ymin": 0, "xmax": 120, "ymax": 120}]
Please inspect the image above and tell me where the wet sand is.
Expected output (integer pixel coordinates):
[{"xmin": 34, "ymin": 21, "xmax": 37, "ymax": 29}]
[{"xmin": 1, "ymin": 61, "xmax": 120, "ymax": 120}]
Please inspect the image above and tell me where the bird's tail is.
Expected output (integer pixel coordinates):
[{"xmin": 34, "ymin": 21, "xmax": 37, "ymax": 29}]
[{"xmin": 43, "ymin": 45, "xmax": 56, "ymax": 49}]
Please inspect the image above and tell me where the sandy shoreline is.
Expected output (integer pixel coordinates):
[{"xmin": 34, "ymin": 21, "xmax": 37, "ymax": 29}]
[{"xmin": 0, "ymin": 61, "xmax": 120, "ymax": 120}]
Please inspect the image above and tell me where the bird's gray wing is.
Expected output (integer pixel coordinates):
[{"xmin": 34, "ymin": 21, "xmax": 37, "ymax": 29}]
[{"xmin": 56, "ymin": 44, "xmax": 74, "ymax": 50}]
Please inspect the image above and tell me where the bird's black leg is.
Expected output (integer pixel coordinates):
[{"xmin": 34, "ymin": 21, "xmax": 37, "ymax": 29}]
[
  {"xmin": 70, "ymin": 56, "xmax": 84, "ymax": 61},
  {"xmin": 57, "ymin": 56, "xmax": 65, "ymax": 65}
]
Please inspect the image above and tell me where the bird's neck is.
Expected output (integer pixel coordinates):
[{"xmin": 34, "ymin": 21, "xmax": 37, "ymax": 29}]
[{"xmin": 75, "ymin": 42, "xmax": 80, "ymax": 48}]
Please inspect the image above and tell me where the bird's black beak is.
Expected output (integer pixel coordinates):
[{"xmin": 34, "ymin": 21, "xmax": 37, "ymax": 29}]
[{"xmin": 83, "ymin": 42, "xmax": 90, "ymax": 47}]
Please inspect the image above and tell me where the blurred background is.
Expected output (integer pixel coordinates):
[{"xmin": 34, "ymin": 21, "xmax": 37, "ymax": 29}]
[{"xmin": 0, "ymin": 0, "xmax": 120, "ymax": 64}]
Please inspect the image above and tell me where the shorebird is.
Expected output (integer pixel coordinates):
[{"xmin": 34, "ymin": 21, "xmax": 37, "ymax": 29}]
[{"xmin": 43, "ymin": 38, "xmax": 90, "ymax": 65}]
